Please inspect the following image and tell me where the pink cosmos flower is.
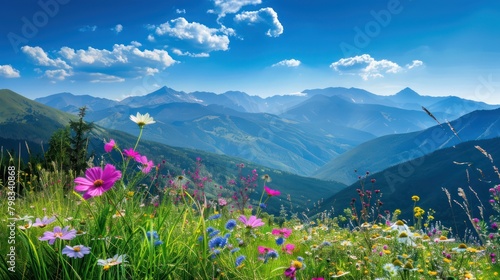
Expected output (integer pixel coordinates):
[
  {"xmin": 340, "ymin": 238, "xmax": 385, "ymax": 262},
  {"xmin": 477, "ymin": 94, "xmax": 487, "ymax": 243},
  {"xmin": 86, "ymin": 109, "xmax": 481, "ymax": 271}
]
[
  {"xmin": 264, "ymin": 186, "xmax": 281, "ymax": 197},
  {"xmin": 123, "ymin": 148, "xmax": 141, "ymax": 160},
  {"xmin": 239, "ymin": 215, "xmax": 264, "ymax": 228},
  {"xmin": 136, "ymin": 155, "xmax": 154, "ymax": 174},
  {"xmin": 32, "ymin": 216, "xmax": 56, "ymax": 228},
  {"xmin": 272, "ymin": 228, "xmax": 292, "ymax": 238},
  {"xmin": 104, "ymin": 139, "xmax": 117, "ymax": 153},
  {"xmin": 39, "ymin": 226, "xmax": 77, "ymax": 245},
  {"xmin": 74, "ymin": 164, "xmax": 122, "ymax": 200}
]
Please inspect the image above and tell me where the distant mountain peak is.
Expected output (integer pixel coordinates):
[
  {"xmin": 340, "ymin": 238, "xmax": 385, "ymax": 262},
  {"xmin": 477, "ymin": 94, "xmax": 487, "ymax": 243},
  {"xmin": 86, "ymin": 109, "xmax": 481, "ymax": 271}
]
[{"xmin": 395, "ymin": 87, "xmax": 420, "ymax": 97}]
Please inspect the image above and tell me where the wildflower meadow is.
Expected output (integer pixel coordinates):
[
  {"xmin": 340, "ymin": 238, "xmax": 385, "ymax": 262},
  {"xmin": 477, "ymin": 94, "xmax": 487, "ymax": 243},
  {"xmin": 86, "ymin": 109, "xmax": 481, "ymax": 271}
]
[{"xmin": 2, "ymin": 112, "xmax": 500, "ymax": 280}]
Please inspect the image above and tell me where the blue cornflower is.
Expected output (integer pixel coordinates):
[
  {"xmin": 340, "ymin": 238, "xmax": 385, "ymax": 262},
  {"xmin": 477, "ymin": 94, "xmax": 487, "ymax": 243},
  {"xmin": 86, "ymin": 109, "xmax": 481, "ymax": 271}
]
[
  {"xmin": 198, "ymin": 236, "xmax": 203, "ymax": 242},
  {"xmin": 146, "ymin": 231, "xmax": 159, "ymax": 240},
  {"xmin": 266, "ymin": 251, "xmax": 279, "ymax": 259},
  {"xmin": 208, "ymin": 236, "xmax": 227, "ymax": 250},
  {"xmin": 235, "ymin": 255, "xmax": 246, "ymax": 267},
  {"xmin": 297, "ymin": 256, "xmax": 304, "ymax": 262},
  {"xmin": 209, "ymin": 229, "xmax": 221, "ymax": 238},
  {"xmin": 224, "ymin": 233, "xmax": 231, "ymax": 239},
  {"xmin": 207, "ymin": 226, "xmax": 216, "ymax": 233},
  {"xmin": 154, "ymin": 240, "xmax": 164, "ymax": 246},
  {"xmin": 225, "ymin": 219, "xmax": 237, "ymax": 231},
  {"xmin": 275, "ymin": 237, "xmax": 285, "ymax": 246},
  {"xmin": 230, "ymin": 248, "xmax": 240, "ymax": 254},
  {"xmin": 208, "ymin": 214, "xmax": 221, "ymax": 220},
  {"xmin": 321, "ymin": 241, "xmax": 332, "ymax": 247},
  {"xmin": 259, "ymin": 203, "xmax": 267, "ymax": 209}
]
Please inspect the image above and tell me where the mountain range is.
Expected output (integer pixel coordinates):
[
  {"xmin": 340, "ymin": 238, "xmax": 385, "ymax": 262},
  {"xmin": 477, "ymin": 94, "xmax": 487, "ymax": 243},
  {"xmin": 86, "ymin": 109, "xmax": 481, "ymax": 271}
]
[
  {"xmin": 3, "ymin": 86, "xmax": 500, "ymax": 233},
  {"xmin": 34, "ymin": 86, "xmax": 499, "ymax": 176}
]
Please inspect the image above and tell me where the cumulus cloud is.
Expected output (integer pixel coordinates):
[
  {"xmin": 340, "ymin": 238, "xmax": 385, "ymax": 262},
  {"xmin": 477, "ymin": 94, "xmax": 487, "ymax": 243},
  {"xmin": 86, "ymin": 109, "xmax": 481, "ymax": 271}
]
[
  {"xmin": 234, "ymin": 7, "xmax": 283, "ymax": 37},
  {"xmin": 21, "ymin": 46, "xmax": 71, "ymax": 69},
  {"xmin": 44, "ymin": 69, "xmax": 72, "ymax": 80},
  {"xmin": 330, "ymin": 54, "xmax": 412, "ymax": 80},
  {"xmin": 211, "ymin": 0, "xmax": 262, "ymax": 17},
  {"xmin": 21, "ymin": 44, "xmax": 177, "ymax": 82},
  {"xmin": 406, "ymin": 60, "xmax": 424, "ymax": 69},
  {"xmin": 155, "ymin": 17, "xmax": 230, "ymax": 52},
  {"xmin": 79, "ymin": 25, "xmax": 97, "ymax": 32},
  {"xmin": 0, "ymin": 65, "xmax": 21, "ymax": 78},
  {"xmin": 113, "ymin": 24, "xmax": 123, "ymax": 33},
  {"xmin": 172, "ymin": 48, "xmax": 210, "ymax": 57},
  {"xmin": 272, "ymin": 59, "xmax": 301, "ymax": 67}
]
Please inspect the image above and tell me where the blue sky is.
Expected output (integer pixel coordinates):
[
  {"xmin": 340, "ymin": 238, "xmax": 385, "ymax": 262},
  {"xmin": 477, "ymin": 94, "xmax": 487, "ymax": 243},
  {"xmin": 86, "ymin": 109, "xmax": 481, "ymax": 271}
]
[{"xmin": 1, "ymin": 0, "xmax": 499, "ymax": 103}]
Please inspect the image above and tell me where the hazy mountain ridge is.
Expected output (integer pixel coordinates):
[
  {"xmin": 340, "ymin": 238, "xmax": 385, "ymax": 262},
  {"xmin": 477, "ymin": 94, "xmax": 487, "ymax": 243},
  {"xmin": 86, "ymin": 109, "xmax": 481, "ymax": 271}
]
[{"xmin": 314, "ymin": 108, "xmax": 500, "ymax": 184}]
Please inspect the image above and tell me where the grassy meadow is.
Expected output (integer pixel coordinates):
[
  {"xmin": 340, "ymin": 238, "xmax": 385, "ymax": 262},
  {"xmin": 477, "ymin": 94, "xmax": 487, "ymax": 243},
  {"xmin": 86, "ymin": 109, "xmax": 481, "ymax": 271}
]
[{"xmin": 1, "ymin": 113, "xmax": 500, "ymax": 280}]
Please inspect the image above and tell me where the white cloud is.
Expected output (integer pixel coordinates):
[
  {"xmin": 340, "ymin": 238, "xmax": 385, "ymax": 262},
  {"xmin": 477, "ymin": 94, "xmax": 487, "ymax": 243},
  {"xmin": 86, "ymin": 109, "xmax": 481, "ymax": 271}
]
[
  {"xmin": 234, "ymin": 7, "xmax": 283, "ymax": 37},
  {"xmin": 44, "ymin": 69, "xmax": 71, "ymax": 80},
  {"xmin": 212, "ymin": 0, "xmax": 262, "ymax": 17},
  {"xmin": 147, "ymin": 34, "xmax": 156, "ymax": 42},
  {"xmin": 113, "ymin": 24, "xmax": 123, "ymax": 33},
  {"xmin": 172, "ymin": 48, "xmax": 210, "ymax": 57},
  {"xmin": 330, "ymin": 54, "xmax": 407, "ymax": 80},
  {"xmin": 155, "ymin": 17, "xmax": 230, "ymax": 52},
  {"xmin": 22, "ymin": 44, "xmax": 177, "ymax": 82},
  {"xmin": 406, "ymin": 60, "xmax": 424, "ymax": 69},
  {"xmin": 89, "ymin": 73, "xmax": 126, "ymax": 83},
  {"xmin": 176, "ymin": 9, "xmax": 186, "ymax": 14},
  {"xmin": 0, "ymin": 65, "xmax": 21, "ymax": 78},
  {"xmin": 21, "ymin": 46, "xmax": 71, "ymax": 69},
  {"xmin": 79, "ymin": 25, "xmax": 97, "ymax": 32},
  {"xmin": 272, "ymin": 59, "xmax": 301, "ymax": 67}
]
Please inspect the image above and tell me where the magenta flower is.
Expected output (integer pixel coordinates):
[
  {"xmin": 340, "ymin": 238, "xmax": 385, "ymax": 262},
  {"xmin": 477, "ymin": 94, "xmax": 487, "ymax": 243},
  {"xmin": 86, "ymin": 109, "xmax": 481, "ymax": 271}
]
[
  {"xmin": 32, "ymin": 216, "xmax": 56, "ymax": 228},
  {"xmin": 104, "ymin": 139, "xmax": 117, "ymax": 153},
  {"xmin": 123, "ymin": 148, "xmax": 141, "ymax": 160},
  {"xmin": 272, "ymin": 228, "xmax": 292, "ymax": 238},
  {"xmin": 239, "ymin": 215, "xmax": 264, "ymax": 228},
  {"xmin": 282, "ymin": 243, "xmax": 295, "ymax": 254},
  {"xmin": 264, "ymin": 186, "xmax": 281, "ymax": 197},
  {"xmin": 136, "ymin": 155, "xmax": 154, "ymax": 174},
  {"xmin": 62, "ymin": 245, "xmax": 91, "ymax": 258},
  {"xmin": 39, "ymin": 226, "xmax": 77, "ymax": 245},
  {"xmin": 258, "ymin": 246, "xmax": 273, "ymax": 254},
  {"xmin": 74, "ymin": 164, "xmax": 122, "ymax": 200}
]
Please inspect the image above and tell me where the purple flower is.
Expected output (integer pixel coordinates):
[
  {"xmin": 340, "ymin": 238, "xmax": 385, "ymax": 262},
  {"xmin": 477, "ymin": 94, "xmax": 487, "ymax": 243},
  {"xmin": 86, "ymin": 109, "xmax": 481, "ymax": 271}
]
[
  {"xmin": 62, "ymin": 245, "xmax": 91, "ymax": 258},
  {"xmin": 32, "ymin": 216, "xmax": 56, "ymax": 228},
  {"xmin": 39, "ymin": 226, "xmax": 77, "ymax": 245},
  {"xmin": 74, "ymin": 164, "xmax": 122, "ymax": 200},
  {"xmin": 492, "ymin": 222, "xmax": 499, "ymax": 230},
  {"xmin": 104, "ymin": 139, "xmax": 116, "ymax": 153},
  {"xmin": 238, "ymin": 215, "xmax": 264, "ymax": 228}
]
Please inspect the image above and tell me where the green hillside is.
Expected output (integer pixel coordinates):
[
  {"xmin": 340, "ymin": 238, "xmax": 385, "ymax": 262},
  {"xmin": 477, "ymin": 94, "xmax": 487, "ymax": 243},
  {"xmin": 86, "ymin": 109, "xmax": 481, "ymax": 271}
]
[
  {"xmin": 0, "ymin": 89, "xmax": 76, "ymax": 142},
  {"xmin": 313, "ymin": 137, "xmax": 500, "ymax": 235}
]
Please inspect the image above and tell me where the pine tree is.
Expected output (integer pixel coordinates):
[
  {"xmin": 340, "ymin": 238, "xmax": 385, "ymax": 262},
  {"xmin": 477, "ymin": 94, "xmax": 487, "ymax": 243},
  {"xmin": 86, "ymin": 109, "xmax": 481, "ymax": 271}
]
[{"xmin": 68, "ymin": 107, "xmax": 93, "ymax": 175}]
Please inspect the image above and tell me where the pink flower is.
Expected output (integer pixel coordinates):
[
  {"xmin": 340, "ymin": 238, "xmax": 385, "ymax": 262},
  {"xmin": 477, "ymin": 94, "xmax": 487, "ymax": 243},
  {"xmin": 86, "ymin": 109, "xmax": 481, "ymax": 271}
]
[
  {"xmin": 264, "ymin": 186, "xmax": 281, "ymax": 197},
  {"xmin": 104, "ymin": 139, "xmax": 116, "ymax": 153},
  {"xmin": 123, "ymin": 148, "xmax": 141, "ymax": 160},
  {"xmin": 74, "ymin": 164, "xmax": 122, "ymax": 200},
  {"xmin": 272, "ymin": 228, "xmax": 292, "ymax": 238},
  {"xmin": 39, "ymin": 226, "xmax": 77, "ymax": 245},
  {"xmin": 258, "ymin": 246, "xmax": 273, "ymax": 255},
  {"xmin": 239, "ymin": 215, "xmax": 264, "ymax": 228},
  {"xmin": 136, "ymin": 155, "xmax": 154, "ymax": 174},
  {"xmin": 282, "ymin": 243, "xmax": 295, "ymax": 254}
]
